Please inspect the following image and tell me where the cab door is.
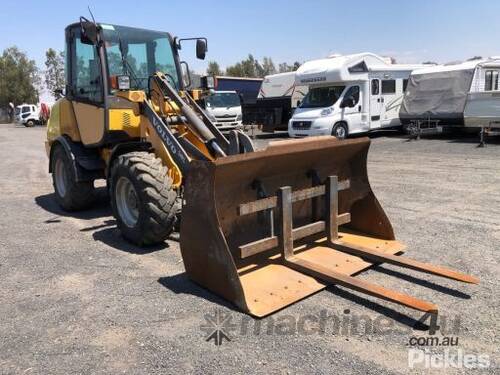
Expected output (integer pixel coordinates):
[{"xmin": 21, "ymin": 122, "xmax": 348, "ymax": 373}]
[{"xmin": 68, "ymin": 27, "xmax": 105, "ymax": 146}]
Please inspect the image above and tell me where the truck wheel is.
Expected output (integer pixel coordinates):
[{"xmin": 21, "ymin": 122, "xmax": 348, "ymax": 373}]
[
  {"xmin": 332, "ymin": 122, "xmax": 348, "ymax": 140},
  {"xmin": 110, "ymin": 151, "xmax": 179, "ymax": 246},
  {"xmin": 25, "ymin": 119, "xmax": 35, "ymax": 127},
  {"xmin": 51, "ymin": 145, "xmax": 95, "ymax": 211}
]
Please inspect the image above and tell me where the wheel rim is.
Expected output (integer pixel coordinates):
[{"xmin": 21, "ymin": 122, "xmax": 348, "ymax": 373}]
[
  {"xmin": 54, "ymin": 158, "xmax": 67, "ymax": 197},
  {"xmin": 116, "ymin": 176, "xmax": 139, "ymax": 228},
  {"xmin": 334, "ymin": 125, "xmax": 346, "ymax": 139}
]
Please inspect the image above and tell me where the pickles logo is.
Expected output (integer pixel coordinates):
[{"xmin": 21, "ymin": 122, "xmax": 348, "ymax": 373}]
[{"xmin": 200, "ymin": 308, "xmax": 236, "ymax": 346}]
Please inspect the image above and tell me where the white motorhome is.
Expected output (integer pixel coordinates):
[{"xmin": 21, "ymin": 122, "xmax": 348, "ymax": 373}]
[
  {"xmin": 203, "ymin": 90, "xmax": 243, "ymax": 130},
  {"xmin": 256, "ymin": 71, "xmax": 308, "ymax": 132},
  {"xmin": 288, "ymin": 53, "xmax": 425, "ymax": 139}
]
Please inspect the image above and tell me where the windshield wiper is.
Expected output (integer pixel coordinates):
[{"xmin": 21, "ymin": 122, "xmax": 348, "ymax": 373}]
[{"xmin": 118, "ymin": 36, "xmax": 141, "ymax": 88}]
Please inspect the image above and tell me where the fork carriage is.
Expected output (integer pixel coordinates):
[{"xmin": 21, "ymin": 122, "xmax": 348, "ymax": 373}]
[{"xmin": 180, "ymin": 137, "xmax": 478, "ymax": 317}]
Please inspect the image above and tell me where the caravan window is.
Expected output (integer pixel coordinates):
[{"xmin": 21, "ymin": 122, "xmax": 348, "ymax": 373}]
[
  {"xmin": 382, "ymin": 80, "xmax": 396, "ymax": 94},
  {"xmin": 371, "ymin": 79, "xmax": 379, "ymax": 95},
  {"xmin": 485, "ymin": 70, "xmax": 499, "ymax": 91},
  {"xmin": 403, "ymin": 79, "xmax": 409, "ymax": 92}
]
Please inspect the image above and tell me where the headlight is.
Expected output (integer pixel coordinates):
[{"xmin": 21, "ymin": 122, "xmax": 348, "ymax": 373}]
[
  {"xmin": 236, "ymin": 114, "xmax": 242, "ymax": 121},
  {"xmin": 320, "ymin": 108, "xmax": 333, "ymax": 116},
  {"xmin": 206, "ymin": 112, "xmax": 216, "ymax": 121}
]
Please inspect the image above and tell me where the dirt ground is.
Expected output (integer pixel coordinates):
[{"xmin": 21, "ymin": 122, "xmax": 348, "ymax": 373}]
[{"xmin": 0, "ymin": 123, "xmax": 498, "ymax": 374}]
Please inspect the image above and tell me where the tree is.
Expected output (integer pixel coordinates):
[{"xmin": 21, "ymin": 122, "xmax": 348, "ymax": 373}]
[
  {"xmin": 0, "ymin": 46, "xmax": 40, "ymax": 107},
  {"xmin": 261, "ymin": 57, "xmax": 276, "ymax": 76},
  {"xmin": 278, "ymin": 61, "xmax": 301, "ymax": 73},
  {"xmin": 44, "ymin": 48, "xmax": 65, "ymax": 99},
  {"xmin": 206, "ymin": 61, "xmax": 223, "ymax": 76}
]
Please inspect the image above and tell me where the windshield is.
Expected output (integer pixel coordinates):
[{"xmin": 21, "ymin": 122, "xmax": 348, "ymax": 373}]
[
  {"xmin": 205, "ymin": 93, "xmax": 240, "ymax": 108},
  {"xmin": 101, "ymin": 24, "xmax": 179, "ymax": 91},
  {"xmin": 300, "ymin": 86, "xmax": 345, "ymax": 108},
  {"xmin": 15, "ymin": 107, "xmax": 20, "ymax": 115}
]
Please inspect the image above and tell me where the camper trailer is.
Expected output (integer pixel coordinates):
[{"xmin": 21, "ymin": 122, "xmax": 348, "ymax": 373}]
[
  {"xmin": 400, "ymin": 58, "xmax": 500, "ymax": 135},
  {"xmin": 288, "ymin": 53, "xmax": 424, "ymax": 139},
  {"xmin": 256, "ymin": 72, "xmax": 308, "ymax": 132}
]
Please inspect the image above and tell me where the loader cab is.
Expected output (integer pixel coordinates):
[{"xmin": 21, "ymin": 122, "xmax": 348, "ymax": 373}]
[{"xmin": 64, "ymin": 22, "xmax": 187, "ymax": 146}]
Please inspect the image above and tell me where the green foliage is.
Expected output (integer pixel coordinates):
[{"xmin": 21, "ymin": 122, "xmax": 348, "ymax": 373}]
[
  {"xmin": 206, "ymin": 61, "xmax": 223, "ymax": 76},
  {"xmin": 219, "ymin": 55, "xmax": 301, "ymax": 78},
  {"xmin": 0, "ymin": 46, "xmax": 40, "ymax": 107},
  {"xmin": 44, "ymin": 48, "xmax": 65, "ymax": 99}
]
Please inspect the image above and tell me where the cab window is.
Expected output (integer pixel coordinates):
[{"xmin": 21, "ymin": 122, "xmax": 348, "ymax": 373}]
[
  {"xmin": 343, "ymin": 86, "xmax": 360, "ymax": 106},
  {"xmin": 69, "ymin": 29, "xmax": 103, "ymax": 103}
]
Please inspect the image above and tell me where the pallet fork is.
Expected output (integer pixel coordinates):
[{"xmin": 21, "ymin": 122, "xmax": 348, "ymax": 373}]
[{"xmin": 180, "ymin": 137, "xmax": 478, "ymax": 317}]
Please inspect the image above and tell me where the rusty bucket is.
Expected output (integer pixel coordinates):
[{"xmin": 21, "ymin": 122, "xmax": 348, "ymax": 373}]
[{"xmin": 180, "ymin": 137, "xmax": 477, "ymax": 317}]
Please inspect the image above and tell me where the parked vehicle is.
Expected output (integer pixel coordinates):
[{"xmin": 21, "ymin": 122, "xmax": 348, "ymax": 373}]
[
  {"xmin": 256, "ymin": 71, "xmax": 308, "ymax": 132},
  {"xmin": 202, "ymin": 76, "xmax": 263, "ymax": 124},
  {"xmin": 202, "ymin": 90, "xmax": 243, "ymax": 130},
  {"xmin": 288, "ymin": 53, "xmax": 425, "ymax": 139},
  {"xmin": 400, "ymin": 58, "xmax": 500, "ymax": 139},
  {"xmin": 15, "ymin": 104, "xmax": 39, "ymax": 127}
]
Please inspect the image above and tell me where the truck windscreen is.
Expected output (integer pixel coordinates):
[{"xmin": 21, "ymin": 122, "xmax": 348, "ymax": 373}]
[
  {"xmin": 206, "ymin": 93, "xmax": 241, "ymax": 108},
  {"xmin": 300, "ymin": 86, "xmax": 345, "ymax": 108}
]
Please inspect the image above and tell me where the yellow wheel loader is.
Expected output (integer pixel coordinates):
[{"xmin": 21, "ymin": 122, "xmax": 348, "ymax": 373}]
[{"xmin": 46, "ymin": 18, "xmax": 478, "ymax": 318}]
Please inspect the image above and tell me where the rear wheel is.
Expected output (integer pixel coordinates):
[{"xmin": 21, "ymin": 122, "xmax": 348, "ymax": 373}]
[
  {"xmin": 51, "ymin": 145, "xmax": 95, "ymax": 211},
  {"xmin": 110, "ymin": 152, "xmax": 179, "ymax": 246},
  {"xmin": 332, "ymin": 122, "xmax": 348, "ymax": 140},
  {"xmin": 25, "ymin": 119, "xmax": 35, "ymax": 127}
]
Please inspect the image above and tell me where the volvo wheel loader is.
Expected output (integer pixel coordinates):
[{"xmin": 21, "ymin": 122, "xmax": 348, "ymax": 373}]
[{"xmin": 46, "ymin": 18, "xmax": 478, "ymax": 318}]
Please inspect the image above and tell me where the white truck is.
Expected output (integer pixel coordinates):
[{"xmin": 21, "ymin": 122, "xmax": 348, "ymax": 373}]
[
  {"xmin": 15, "ymin": 104, "xmax": 40, "ymax": 127},
  {"xmin": 288, "ymin": 53, "xmax": 425, "ymax": 139},
  {"xmin": 202, "ymin": 90, "xmax": 243, "ymax": 130}
]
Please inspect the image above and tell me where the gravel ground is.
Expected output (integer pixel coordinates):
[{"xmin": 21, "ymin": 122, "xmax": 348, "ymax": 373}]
[{"xmin": 0, "ymin": 123, "xmax": 498, "ymax": 374}]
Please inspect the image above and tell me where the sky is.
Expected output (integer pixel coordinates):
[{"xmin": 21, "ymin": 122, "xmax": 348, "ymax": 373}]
[{"xmin": 1, "ymin": 0, "xmax": 500, "ymax": 102}]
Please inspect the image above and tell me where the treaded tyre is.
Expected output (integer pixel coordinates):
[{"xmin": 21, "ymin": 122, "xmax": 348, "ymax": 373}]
[
  {"xmin": 110, "ymin": 151, "xmax": 179, "ymax": 246},
  {"xmin": 51, "ymin": 145, "xmax": 95, "ymax": 211},
  {"xmin": 332, "ymin": 122, "xmax": 348, "ymax": 140}
]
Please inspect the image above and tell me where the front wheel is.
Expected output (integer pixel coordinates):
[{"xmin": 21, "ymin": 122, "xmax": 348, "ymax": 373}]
[
  {"xmin": 332, "ymin": 122, "xmax": 348, "ymax": 140},
  {"xmin": 110, "ymin": 152, "xmax": 179, "ymax": 246},
  {"xmin": 25, "ymin": 119, "xmax": 35, "ymax": 127}
]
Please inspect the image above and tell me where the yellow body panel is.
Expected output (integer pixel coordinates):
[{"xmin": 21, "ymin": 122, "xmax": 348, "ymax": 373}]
[
  {"xmin": 108, "ymin": 108, "xmax": 141, "ymax": 138},
  {"xmin": 73, "ymin": 102, "xmax": 105, "ymax": 145},
  {"xmin": 46, "ymin": 98, "xmax": 82, "ymax": 156}
]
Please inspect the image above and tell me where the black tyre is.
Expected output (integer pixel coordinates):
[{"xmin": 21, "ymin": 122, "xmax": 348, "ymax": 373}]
[
  {"xmin": 332, "ymin": 122, "xmax": 348, "ymax": 140},
  {"xmin": 25, "ymin": 119, "xmax": 36, "ymax": 127},
  {"xmin": 110, "ymin": 151, "xmax": 179, "ymax": 246},
  {"xmin": 51, "ymin": 145, "xmax": 95, "ymax": 211}
]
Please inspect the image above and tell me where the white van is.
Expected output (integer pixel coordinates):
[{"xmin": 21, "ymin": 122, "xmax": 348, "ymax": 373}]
[
  {"xmin": 288, "ymin": 53, "xmax": 426, "ymax": 139},
  {"xmin": 203, "ymin": 91, "xmax": 243, "ymax": 130},
  {"xmin": 15, "ymin": 104, "xmax": 39, "ymax": 127}
]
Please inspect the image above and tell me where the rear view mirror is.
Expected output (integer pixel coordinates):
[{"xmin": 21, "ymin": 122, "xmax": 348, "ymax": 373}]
[
  {"xmin": 79, "ymin": 17, "xmax": 98, "ymax": 44},
  {"xmin": 340, "ymin": 96, "xmax": 355, "ymax": 108},
  {"xmin": 196, "ymin": 39, "xmax": 207, "ymax": 60}
]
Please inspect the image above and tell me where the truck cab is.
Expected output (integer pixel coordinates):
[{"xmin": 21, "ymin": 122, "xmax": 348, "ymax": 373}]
[
  {"xmin": 15, "ymin": 104, "xmax": 39, "ymax": 127},
  {"xmin": 203, "ymin": 90, "xmax": 243, "ymax": 130}
]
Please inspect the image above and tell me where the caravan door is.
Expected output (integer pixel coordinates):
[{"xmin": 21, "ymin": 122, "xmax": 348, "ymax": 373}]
[{"xmin": 369, "ymin": 78, "xmax": 383, "ymax": 129}]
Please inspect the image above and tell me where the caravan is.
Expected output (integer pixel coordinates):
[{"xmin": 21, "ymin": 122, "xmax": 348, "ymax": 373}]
[
  {"xmin": 400, "ymin": 58, "xmax": 500, "ymax": 132},
  {"xmin": 288, "ymin": 53, "xmax": 425, "ymax": 139},
  {"xmin": 256, "ymin": 71, "xmax": 308, "ymax": 132}
]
